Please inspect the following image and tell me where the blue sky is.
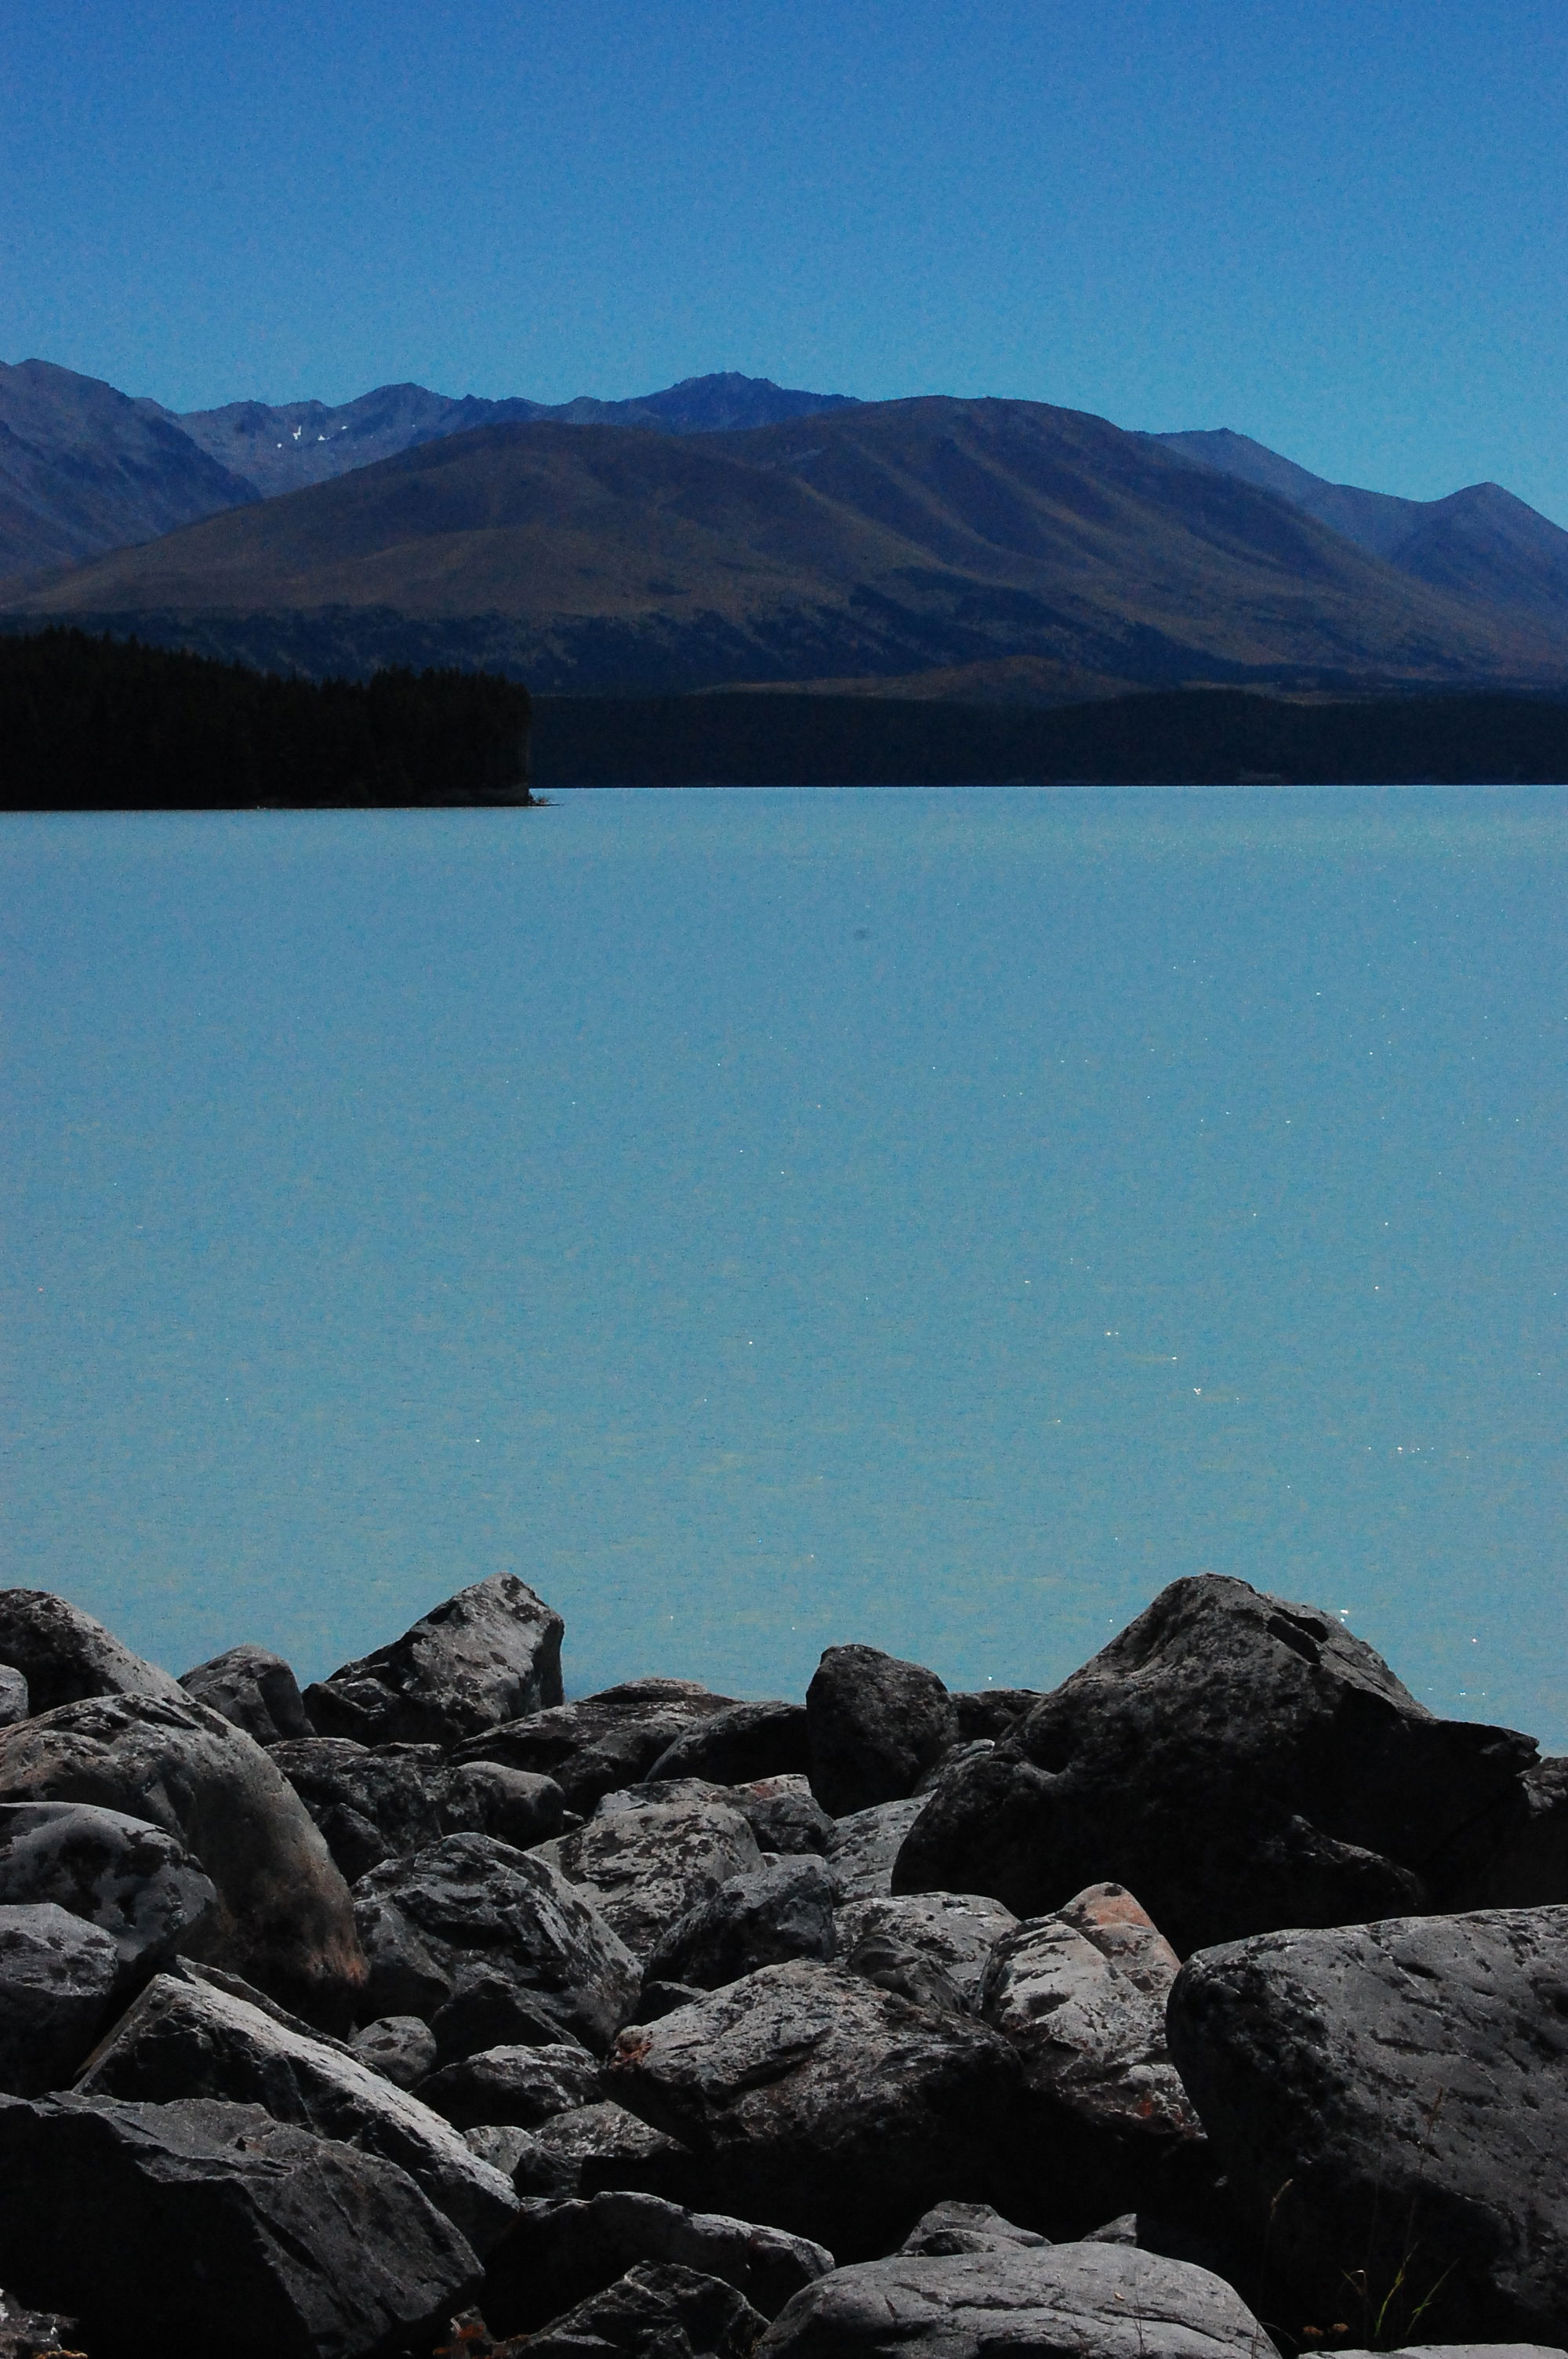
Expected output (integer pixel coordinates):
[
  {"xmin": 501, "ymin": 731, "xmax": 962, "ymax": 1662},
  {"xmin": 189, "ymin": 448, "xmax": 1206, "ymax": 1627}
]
[{"xmin": 5, "ymin": 1, "xmax": 1567, "ymax": 517}]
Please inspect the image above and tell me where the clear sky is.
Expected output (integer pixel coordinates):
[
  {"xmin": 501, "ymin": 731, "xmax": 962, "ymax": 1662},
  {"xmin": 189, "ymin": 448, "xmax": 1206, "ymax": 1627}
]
[{"xmin": 5, "ymin": 1, "xmax": 1567, "ymax": 518}]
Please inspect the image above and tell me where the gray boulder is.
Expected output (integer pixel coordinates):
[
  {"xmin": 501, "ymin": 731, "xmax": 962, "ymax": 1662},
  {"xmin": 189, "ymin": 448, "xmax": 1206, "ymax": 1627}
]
[
  {"xmin": 453, "ymin": 1679, "xmax": 739, "ymax": 1814},
  {"xmin": 517, "ymin": 2099, "xmax": 705, "ymax": 2205},
  {"xmin": 951, "ymin": 1689, "xmax": 1043, "ymax": 1740},
  {"xmin": 0, "ymin": 1801, "xmax": 216, "ymax": 1978},
  {"xmin": 0, "ymin": 2092, "xmax": 478, "ymax": 2359},
  {"xmin": 807, "ymin": 1645, "xmax": 959, "ymax": 1816},
  {"xmin": 303, "ymin": 1574, "xmax": 564, "ymax": 1748},
  {"xmin": 544, "ymin": 1796, "xmax": 764, "ymax": 1958},
  {"xmin": 648, "ymin": 1703, "xmax": 810, "ymax": 1787},
  {"xmin": 351, "ymin": 2013, "xmax": 437, "ymax": 2088},
  {"xmin": 179, "ymin": 1643, "xmax": 310, "ymax": 1747},
  {"xmin": 836, "ymin": 1891, "xmax": 1017, "ymax": 2011},
  {"xmin": 731, "ymin": 1774, "xmax": 835, "ymax": 1856},
  {"xmin": 982, "ymin": 1883, "xmax": 1203, "ymax": 2221},
  {"xmin": 1167, "ymin": 1904, "xmax": 1568, "ymax": 2345},
  {"xmin": 0, "ymin": 1691, "xmax": 364, "ymax": 2028},
  {"xmin": 605, "ymin": 1958, "xmax": 1022, "ymax": 2255},
  {"xmin": 0, "ymin": 1669, "xmax": 28, "ymax": 1728},
  {"xmin": 483, "ymin": 2190, "xmax": 833, "ymax": 2335},
  {"xmin": 0, "ymin": 1905, "xmax": 121, "ymax": 2094},
  {"xmin": 899, "ymin": 2200, "xmax": 1050, "ymax": 2255},
  {"xmin": 353, "ymin": 1832, "xmax": 639, "ymax": 2057},
  {"xmin": 271, "ymin": 1736, "xmax": 563, "ymax": 1881},
  {"xmin": 753, "ymin": 2241, "xmax": 1278, "ymax": 2359},
  {"xmin": 416, "ymin": 2041, "xmax": 601, "ymax": 2128},
  {"xmin": 74, "ymin": 1967, "xmax": 516, "ymax": 2252},
  {"xmin": 509, "ymin": 2261, "xmax": 765, "ymax": 2359},
  {"xmin": 0, "ymin": 1592, "xmax": 187, "ymax": 1716},
  {"xmin": 828, "ymin": 1796, "xmax": 929, "ymax": 1900},
  {"xmin": 645, "ymin": 1856, "xmax": 839, "ymax": 1989},
  {"xmin": 895, "ymin": 1575, "xmax": 1530, "ymax": 1954}
]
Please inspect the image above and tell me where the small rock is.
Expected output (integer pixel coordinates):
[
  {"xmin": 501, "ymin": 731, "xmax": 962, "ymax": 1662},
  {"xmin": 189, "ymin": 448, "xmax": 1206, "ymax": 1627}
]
[
  {"xmin": 441, "ymin": 1761, "xmax": 564, "ymax": 1852},
  {"xmin": 604, "ymin": 1957, "xmax": 1022, "ymax": 2256},
  {"xmin": 0, "ymin": 1904, "xmax": 121, "ymax": 2095},
  {"xmin": 0, "ymin": 1672, "xmax": 29, "ymax": 1730},
  {"xmin": 630, "ymin": 1980, "xmax": 707, "ymax": 2023},
  {"xmin": 179, "ymin": 1644, "xmax": 310, "ymax": 1747},
  {"xmin": 0, "ymin": 1801, "xmax": 217, "ymax": 1979},
  {"xmin": 482, "ymin": 2190, "xmax": 833, "ymax": 2336},
  {"xmin": 543, "ymin": 1797, "xmax": 764, "ymax": 1959},
  {"xmin": 517, "ymin": 2100, "xmax": 704, "ymax": 2205},
  {"xmin": 0, "ymin": 1592, "xmax": 187, "ymax": 1716},
  {"xmin": 950, "ymin": 1690, "xmax": 1042, "ymax": 1741},
  {"xmin": 507, "ymin": 2261, "xmax": 764, "ymax": 2359},
  {"xmin": 899, "ymin": 2199, "xmax": 1050, "ymax": 2255},
  {"xmin": 730, "ymin": 1775, "xmax": 835, "ymax": 1856},
  {"xmin": 304, "ymin": 1574, "xmax": 564, "ymax": 1749},
  {"xmin": 0, "ymin": 2289, "xmax": 79, "ymax": 2358},
  {"xmin": 645, "ymin": 1856, "xmax": 839, "ymax": 1989},
  {"xmin": 835, "ymin": 1892, "xmax": 1017, "ymax": 2012},
  {"xmin": 75, "ymin": 1967, "xmax": 517, "ymax": 2253},
  {"xmin": 352, "ymin": 2013, "xmax": 438, "ymax": 2088},
  {"xmin": 353, "ymin": 1832, "xmax": 640, "ymax": 2057},
  {"xmin": 0, "ymin": 2092, "xmax": 480, "ymax": 2359},
  {"xmin": 1432, "ymin": 1758, "xmax": 1568, "ymax": 1909},
  {"xmin": 453, "ymin": 1681, "xmax": 739, "ymax": 1814},
  {"xmin": 416, "ymin": 2043, "xmax": 602, "ymax": 2129},
  {"xmin": 807, "ymin": 1645, "xmax": 959, "ymax": 1815},
  {"xmin": 1167, "ymin": 1903, "xmax": 1568, "ymax": 2344},
  {"xmin": 753, "ymin": 2240, "xmax": 1279, "ymax": 2359},
  {"xmin": 0, "ymin": 1691, "xmax": 364, "ymax": 2029},
  {"xmin": 827, "ymin": 1796, "xmax": 928, "ymax": 1901},
  {"xmin": 648, "ymin": 1703, "xmax": 810, "ymax": 1787},
  {"xmin": 464, "ymin": 2121, "xmax": 537, "ymax": 2175}
]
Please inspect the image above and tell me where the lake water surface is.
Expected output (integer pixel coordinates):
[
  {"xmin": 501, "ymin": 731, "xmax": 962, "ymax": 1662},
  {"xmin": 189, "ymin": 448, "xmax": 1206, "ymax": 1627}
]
[{"xmin": 3, "ymin": 787, "xmax": 1564, "ymax": 1742}]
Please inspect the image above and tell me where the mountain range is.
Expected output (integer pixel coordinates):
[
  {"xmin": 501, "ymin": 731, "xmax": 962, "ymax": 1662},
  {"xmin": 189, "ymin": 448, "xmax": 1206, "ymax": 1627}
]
[{"xmin": 4, "ymin": 358, "xmax": 1568, "ymax": 700}]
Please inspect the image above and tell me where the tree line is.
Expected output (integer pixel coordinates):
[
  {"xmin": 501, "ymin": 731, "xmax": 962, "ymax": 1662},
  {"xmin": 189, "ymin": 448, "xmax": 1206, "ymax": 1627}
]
[{"xmin": 0, "ymin": 630, "xmax": 535, "ymax": 809}]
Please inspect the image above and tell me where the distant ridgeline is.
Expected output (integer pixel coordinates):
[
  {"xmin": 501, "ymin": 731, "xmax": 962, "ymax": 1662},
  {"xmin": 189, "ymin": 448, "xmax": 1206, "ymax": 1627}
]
[{"xmin": 0, "ymin": 629, "xmax": 535, "ymax": 810}]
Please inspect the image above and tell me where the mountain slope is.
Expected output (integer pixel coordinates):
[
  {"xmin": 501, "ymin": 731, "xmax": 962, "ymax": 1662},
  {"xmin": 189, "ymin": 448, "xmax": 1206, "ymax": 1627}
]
[
  {"xmin": 1152, "ymin": 427, "xmax": 1568, "ymax": 625},
  {"xmin": 161, "ymin": 371, "xmax": 860, "ymax": 499},
  {"xmin": 13, "ymin": 396, "xmax": 1566, "ymax": 695},
  {"xmin": 0, "ymin": 359, "xmax": 260, "ymax": 583}
]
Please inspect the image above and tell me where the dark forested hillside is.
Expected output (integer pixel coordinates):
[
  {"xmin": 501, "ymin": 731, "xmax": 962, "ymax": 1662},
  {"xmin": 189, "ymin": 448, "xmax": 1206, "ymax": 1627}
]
[{"xmin": 0, "ymin": 629, "xmax": 535, "ymax": 809}]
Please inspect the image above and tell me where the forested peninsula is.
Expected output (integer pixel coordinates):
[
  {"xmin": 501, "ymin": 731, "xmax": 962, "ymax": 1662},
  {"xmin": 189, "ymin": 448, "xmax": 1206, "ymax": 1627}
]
[{"xmin": 0, "ymin": 631, "xmax": 535, "ymax": 810}]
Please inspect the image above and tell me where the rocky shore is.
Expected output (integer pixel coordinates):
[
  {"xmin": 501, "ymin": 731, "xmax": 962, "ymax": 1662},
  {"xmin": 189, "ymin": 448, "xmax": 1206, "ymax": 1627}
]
[{"xmin": 0, "ymin": 1572, "xmax": 1560, "ymax": 2359}]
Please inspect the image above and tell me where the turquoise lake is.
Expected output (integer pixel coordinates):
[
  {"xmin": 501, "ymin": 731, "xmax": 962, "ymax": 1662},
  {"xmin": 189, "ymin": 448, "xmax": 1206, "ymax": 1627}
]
[{"xmin": 2, "ymin": 787, "xmax": 1564, "ymax": 1743}]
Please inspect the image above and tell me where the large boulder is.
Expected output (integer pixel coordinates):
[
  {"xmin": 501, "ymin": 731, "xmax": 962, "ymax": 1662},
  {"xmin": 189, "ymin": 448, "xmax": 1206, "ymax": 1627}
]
[
  {"xmin": 303, "ymin": 1575, "xmax": 564, "ymax": 1748},
  {"xmin": 74, "ymin": 1967, "xmax": 517, "ymax": 2253},
  {"xmin": 836, "ymin": 1892, "xmax": 1017, "ymax": 2012},
  {"xmin": 895, "ymin": 1576, "xmax": 1534, "ymax": 1954},
  {"xmin": 179, "ymin": 1644, "xmax": 311, "ymax": 1747},
  {"xmin": 1167, "ymin": 1905, "xmax": 1568, "ymax": 2346},
  {"xmin": 505, "ymin": 2261, "xmax": 765, "ymax": 2359},
  {"xmin": 482, "ymin": 2190, "xmax": 833, "ymax": 2336},
  {"xmin": 352, "ymin": 2012, "xmax": 437, "ymax": 2088},
  {"xmin": 980, "ymin": 1883, "xmax": 1203, "ymax": 2222},
  {"xmin": 753, "ymin": 2241, "xmax": 1277, "ymax": 2359},
  {"xmin": 0, "ymin": 1591, "xmax": 187, "ymax": 1714},
  {"xmin": 353, "ymin": 1832, "xmax": 639, "ymax": 2057},
  {"xmin": 645, "ymin": 1857, "xmax": 839, "ymax": 1989},
  {"xmin": 604, "ymin": 1959, "xmax": 1022, "ymax": 2255},
  {"xmin": 0, "ymin": 1905, "xmax": 121, "ymax": 2094},
  {"xmin": 416, "ymin": 2041, "xmax": 602, "ymax": 2129},
  {"xmin": 648, "ymin": 1703, "xmax": 811, "ymax": 1787},
  {"xmin": 807, "ymin": 1645, "xmax": 958, "ymax": 1816},
  {"xmin": 543, "ymin": 1797, "xmax": 764, "ymax": 1958},
  {"xmin": 270, "ymin": 1737, "xmax": 563, "ymax": 1881},
  {"xmin": 0, "ymin": 2092, "xmax": 479, "ymax": 2359},
  {"xmin": 452, "ymin": 1680, "xmax": 739, "ymax": 1814},
  {"xmin": 0, "ymin": 1801, "xmax": 216, "ymax": 1979},
  {"xmin": 0, "ymin": 1692, "xmax": 365, "ymax": 2027},
  {"xmin": 516, "ymin": 2099, "xmax": 705, "ymax": 2205}
]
